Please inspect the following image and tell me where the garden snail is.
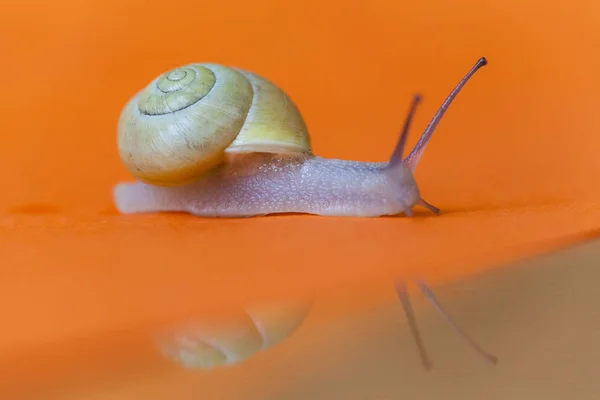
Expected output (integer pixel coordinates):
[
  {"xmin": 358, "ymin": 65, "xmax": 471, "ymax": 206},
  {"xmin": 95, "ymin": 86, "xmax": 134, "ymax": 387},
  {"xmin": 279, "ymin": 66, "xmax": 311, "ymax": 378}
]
[
  {"xmin": 113, "ymin": 57, "xmax": 496, "ymax": 371},
  {"xmin": 113, "ymin": 57, "xmax": 488, "ymax": 217}
]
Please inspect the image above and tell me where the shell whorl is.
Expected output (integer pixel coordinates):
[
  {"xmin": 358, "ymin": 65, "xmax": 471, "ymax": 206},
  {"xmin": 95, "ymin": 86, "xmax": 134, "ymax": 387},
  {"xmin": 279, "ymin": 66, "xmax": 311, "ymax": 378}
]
[
  {"xmin": 117, "ymin": 63, "xmax": 312, "ymax": 186},
  {"xmin": 155, "ymin": 299, "xmax": 313, "ymax": 369},
  {"xmin": 138, "ymin": 66, "xmax": 216, "ymax": 116}
]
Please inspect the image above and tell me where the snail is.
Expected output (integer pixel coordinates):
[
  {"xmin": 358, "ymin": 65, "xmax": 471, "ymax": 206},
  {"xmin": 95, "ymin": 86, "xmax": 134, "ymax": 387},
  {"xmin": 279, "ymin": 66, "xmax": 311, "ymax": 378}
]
[
  {"xmin": 113, "ymin": 57, "xmax": 488, "ymax": 218},
  {"xmin": 155, "ymin": 298, "xmax": 313, "ymax": 369}
]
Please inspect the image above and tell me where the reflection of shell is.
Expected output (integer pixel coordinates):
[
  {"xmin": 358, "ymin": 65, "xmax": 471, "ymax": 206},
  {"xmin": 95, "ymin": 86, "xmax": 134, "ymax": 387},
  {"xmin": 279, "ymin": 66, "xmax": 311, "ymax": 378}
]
[{"xmin": 155, "ymin": 299, "xmax": 313, "ymax": 369}]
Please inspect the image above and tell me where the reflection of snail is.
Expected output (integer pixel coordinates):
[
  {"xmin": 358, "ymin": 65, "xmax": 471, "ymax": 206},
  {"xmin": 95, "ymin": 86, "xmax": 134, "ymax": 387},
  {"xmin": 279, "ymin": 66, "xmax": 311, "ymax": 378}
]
[
  {"xmin": 114, "ymin": 58, "xmax": 487, "ymax": 217},
  {"xmin": 155, "ymin": 299, "xmax": 313, "ymax": 369},
  {"xmin": 155, "ymin": 283, "xmax": 498, "ymax": 371}
]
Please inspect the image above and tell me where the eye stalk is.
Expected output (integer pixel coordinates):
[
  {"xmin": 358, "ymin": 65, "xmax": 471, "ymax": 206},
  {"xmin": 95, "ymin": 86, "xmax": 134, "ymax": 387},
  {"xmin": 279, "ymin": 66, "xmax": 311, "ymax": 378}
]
[
  {"xmin": 389, "ymin": 94, "xmax": 422, "ymax": 167},
  {"xmin": 385, "ymin": 57, "xmax": 488, "ymax": 216},
  {"xmin": 404, "ymin": 57, "xmax": 487, "ymax": 171}
]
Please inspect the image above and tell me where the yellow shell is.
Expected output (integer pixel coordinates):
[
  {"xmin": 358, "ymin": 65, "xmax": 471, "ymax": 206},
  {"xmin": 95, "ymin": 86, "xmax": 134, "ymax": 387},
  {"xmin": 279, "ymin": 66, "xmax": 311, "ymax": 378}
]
[{"xmin": 117, "ymin": 63, "xmax": 312, "ymax": 186}]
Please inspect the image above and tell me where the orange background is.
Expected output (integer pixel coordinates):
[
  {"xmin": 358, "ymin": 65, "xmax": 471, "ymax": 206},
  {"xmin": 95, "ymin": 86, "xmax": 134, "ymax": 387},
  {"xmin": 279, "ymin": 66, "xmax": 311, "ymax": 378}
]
[{"xmin": 1, "ymin": 0, "xmax": 600, "ymax": 398}]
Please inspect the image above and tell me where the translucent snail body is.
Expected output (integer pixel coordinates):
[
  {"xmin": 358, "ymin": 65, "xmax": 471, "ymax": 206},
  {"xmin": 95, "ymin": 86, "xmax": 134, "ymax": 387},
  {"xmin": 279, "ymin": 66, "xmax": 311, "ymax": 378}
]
[{"xmin": 114, "ymin": 58, "xmax": 488, "ymax": 218}]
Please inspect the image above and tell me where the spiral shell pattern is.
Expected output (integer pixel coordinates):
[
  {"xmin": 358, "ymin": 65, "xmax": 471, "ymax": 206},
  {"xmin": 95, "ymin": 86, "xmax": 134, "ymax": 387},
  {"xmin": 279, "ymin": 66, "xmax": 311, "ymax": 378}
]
[
  {"xmin": 138, "ymin": 66, "xmax": 216, "ymax": 115},
  {"xmin": 117, "ymin": 63, "xmax": 312, "ymax": 186}
]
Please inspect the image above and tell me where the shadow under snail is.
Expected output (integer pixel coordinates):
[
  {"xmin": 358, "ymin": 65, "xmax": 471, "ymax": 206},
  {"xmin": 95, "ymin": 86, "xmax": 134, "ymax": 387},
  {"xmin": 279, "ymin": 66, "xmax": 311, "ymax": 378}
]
[{"xmin": 114, "ymin": 57, "xmax": 488, "ymax": 218}]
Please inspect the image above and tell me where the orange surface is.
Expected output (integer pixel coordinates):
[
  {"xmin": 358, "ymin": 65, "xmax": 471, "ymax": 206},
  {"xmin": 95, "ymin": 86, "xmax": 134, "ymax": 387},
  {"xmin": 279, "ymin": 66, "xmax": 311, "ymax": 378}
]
[{"xmin": 2, "ymin": 0, "xmax": 600, "ymax": 398}]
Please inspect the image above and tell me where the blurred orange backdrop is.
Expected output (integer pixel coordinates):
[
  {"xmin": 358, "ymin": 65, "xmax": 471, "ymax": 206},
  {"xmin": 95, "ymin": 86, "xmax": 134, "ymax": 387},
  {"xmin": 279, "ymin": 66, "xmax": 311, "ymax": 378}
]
[{"xmin": 1, "ymin": 0, "xmax": 600, "ymax": 398}]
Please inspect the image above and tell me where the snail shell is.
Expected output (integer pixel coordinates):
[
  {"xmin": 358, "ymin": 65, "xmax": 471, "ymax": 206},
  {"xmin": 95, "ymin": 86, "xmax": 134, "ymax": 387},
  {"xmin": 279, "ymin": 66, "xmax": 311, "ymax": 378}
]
[{"xmin": 117, "ymin": 63, "xmax": 312, "ymax": 186}]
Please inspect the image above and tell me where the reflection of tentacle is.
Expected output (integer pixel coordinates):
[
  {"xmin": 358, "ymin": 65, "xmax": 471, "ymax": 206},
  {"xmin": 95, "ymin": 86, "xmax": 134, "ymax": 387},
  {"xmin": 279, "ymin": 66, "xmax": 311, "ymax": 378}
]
[
  {"xmin": 393, "ymin": 280, "xmax": 433, "ymax": 370},
  {"xmin": 395, "ymin": 278, "xmax": 498, "ymax": 369},
  {"xmin": 414, "ymin": 280, "xmax": 498, "ymax": 365},
  {"xmin": 154, "ymin": 298, "xmax": 313, "ymax": 369}
]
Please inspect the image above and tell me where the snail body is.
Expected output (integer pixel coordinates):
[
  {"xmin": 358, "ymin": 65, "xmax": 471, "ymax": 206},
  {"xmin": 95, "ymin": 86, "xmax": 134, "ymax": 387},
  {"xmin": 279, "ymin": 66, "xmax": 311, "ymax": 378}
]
[{"xmin": 114, "ymin": 58, "xmax": 488, "ymax": 217}]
